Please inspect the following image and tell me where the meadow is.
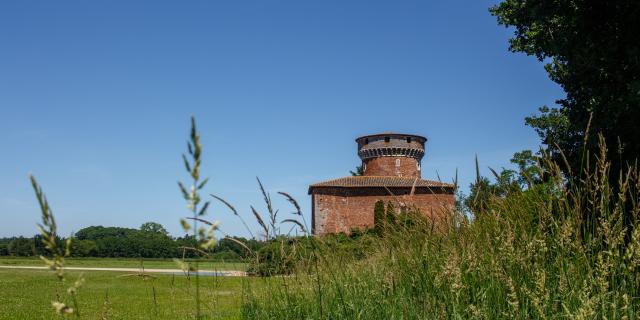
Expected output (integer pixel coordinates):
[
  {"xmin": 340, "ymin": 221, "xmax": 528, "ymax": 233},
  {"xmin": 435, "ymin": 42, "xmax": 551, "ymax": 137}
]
[
  {"xmin": 0, "ymin": 257, "xmax": 246, "ymax": 271},
  {"xmin": 0, "ymin": 268, "xmax": 256, "ymax": 319}
]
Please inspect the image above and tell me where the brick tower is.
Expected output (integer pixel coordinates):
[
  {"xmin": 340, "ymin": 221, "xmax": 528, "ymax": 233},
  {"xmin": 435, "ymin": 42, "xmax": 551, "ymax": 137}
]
[
  {"xmin": 356, "ymin": 133, "xmax": 426, "ymax": 178},
  {"xmin": 309, "ymin": 133, "xmax": 455, "ymax": 235}
]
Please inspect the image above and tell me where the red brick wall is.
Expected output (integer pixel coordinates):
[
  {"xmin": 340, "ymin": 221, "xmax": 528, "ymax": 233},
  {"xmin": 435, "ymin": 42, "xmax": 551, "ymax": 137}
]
[
  {"xmin": 312, "ymin": 187, "xmax": 454, "ymax": 235},
  {"xmin": 364, "ymin": 157, "xmax": 421, "ymax": 177}
]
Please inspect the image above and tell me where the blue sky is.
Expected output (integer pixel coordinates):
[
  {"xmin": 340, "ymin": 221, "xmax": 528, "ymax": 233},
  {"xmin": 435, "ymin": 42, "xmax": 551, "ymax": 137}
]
[{"xmin": 0, "ymin": 0, "xmax": 562, "ymax": 238}]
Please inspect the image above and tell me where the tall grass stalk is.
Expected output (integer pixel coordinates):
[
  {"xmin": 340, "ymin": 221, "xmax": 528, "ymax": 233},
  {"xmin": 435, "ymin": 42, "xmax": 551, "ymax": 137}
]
[
  {"xmin": 30, "ymin": 175, "xmax": 84, "ymax": 318},
  {"xmin": 177, "ymin": 116, "xmax": 214, "ymax": 319}
]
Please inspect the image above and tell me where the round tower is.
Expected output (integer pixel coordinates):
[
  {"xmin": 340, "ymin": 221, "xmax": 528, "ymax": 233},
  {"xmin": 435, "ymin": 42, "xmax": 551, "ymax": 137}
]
[{"xmin": 356, "ymin": 133, "xmax": 426, "ymax": 178}]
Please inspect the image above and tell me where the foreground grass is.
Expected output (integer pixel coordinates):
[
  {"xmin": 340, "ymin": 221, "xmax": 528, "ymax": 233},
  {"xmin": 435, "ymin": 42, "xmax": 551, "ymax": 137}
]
[
  {"xmin": 0, "ymin": 268, "xmax": 256, "ymax": 319},
  {"xmin": 244, "ymin": 148, "xmax": 640, "ymax": 319},
  {"xmin": 0, "ymin": 257, "xmax": 247, "ymax": 271}
]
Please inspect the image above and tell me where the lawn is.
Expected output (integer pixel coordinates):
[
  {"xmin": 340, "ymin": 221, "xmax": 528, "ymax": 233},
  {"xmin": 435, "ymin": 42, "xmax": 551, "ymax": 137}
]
[
  {"xmin": 0, "ymin": 257, "xmax": 247, "ymax": 271},
  {"xmin": 0, "ymin": 268, "xmax": 258, "ymax": 319}
]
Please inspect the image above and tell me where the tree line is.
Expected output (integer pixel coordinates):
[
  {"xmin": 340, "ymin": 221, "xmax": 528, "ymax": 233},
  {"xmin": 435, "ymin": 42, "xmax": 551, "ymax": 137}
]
[{"xmin": 0, "ymin": 222, "xmax": 263, "ymax": 260}]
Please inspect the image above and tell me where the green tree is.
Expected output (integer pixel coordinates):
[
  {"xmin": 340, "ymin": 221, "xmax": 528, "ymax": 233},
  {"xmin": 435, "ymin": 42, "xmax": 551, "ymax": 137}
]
[
  {"xmin": 139, "ymin": 222, "xmax": 169, "ymax": 236},
  {"xmin": 216, "ymin": 236, "xmax": 261, "ymax": 259},
  {"xmin": 7, "ymin": 237, "xmax": 34, "ymax": 256},
  {"xmin": 75, "ymin": 226, "xmax": 136, "ymax": 241},
  {"xmin": 385, "ymin": 202, "xmax": 396, "ymax": 225},
  {"xmin": 0, "ymin": 239, "xmax": 9, "ymax": 256},
  {"xmin": 510, "ymin": 150, "xmax": 542, "ymax": 188},
  {"xmin": 74, "ymin": 225, "xmax": 179, "ymax": 258},
  {"xmin": 465, "ymin": 152, "xmax": 540, "ymax": 216},
  {"xmin": 350, "ymin": 164, "xmax": 364, "ymax": 176},
  {"xmin": 70, "ymin": 239, "xmax": 98, "ymax": 257},
  {"xmin": 465, "ymin": 177, "xmax": 495, "ymax": 216},
  {"xmin": 491, "ymin": 0, "xmax": 640, "ymax": 182}
]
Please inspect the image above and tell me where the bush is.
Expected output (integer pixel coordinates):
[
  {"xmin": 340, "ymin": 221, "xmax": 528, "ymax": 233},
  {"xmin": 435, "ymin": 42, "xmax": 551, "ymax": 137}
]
[
  {"xmin": 249, "ymin": 237, "xmax": 315, "ymax": 276},
  {"xmin": 248, "ymin": 232, "xmax": 379, "ymax": 276}
]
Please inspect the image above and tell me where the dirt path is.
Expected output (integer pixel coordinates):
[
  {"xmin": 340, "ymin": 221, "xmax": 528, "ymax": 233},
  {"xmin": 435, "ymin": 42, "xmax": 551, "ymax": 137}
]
[{"xmin": 0, "ymin": 265, "xmax": 247, "ymax": 276}]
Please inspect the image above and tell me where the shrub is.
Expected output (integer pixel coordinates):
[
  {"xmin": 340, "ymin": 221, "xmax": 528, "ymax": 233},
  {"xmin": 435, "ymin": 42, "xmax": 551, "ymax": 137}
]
[
  {"xmin": 249, "ymin": 237, "xmax": 315, "ymax": 276},
  {"xmin": 248, "ymin": 232, "xmax": 379, "ymax": 276}
]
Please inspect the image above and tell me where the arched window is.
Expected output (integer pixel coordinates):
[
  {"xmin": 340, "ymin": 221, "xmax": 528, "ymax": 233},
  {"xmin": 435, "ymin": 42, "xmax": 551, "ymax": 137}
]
[{"xmin": 395, "ymin": 159, "xmax": 401, "ymax": 167}]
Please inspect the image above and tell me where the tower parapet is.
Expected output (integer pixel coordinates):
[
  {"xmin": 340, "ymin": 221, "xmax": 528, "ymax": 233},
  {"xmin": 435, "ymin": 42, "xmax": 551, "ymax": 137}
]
[{"xmin": 355, "ymin": 133, "xmax": 426, "ymax": 178}]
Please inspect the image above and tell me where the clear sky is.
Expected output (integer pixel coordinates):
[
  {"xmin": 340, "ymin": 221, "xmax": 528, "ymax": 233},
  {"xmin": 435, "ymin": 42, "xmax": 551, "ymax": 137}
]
[{"xmin": 0, "ymin": 0, "xmax": 563, "ymax": 238}]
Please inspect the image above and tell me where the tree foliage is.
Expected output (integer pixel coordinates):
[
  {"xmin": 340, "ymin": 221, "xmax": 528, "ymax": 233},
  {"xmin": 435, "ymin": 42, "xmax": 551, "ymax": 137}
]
[
  {"xmin": 385, "ymin": 202, "xmax": 396, "ymax": 225},
  {"xmin": 1, "ymin": 222, "xmax": 264, "ymax": 260},
  {"xmin": 373, "ymin": 200, "xmax": 385, "ymax": 234},
  {"xmin": 350, "ymin": 164, "xmax": 364, "ymax": 176},
  {"xmin": 465, "ymin": 150, "xmax": 542, "ymax": 216},
  {"xmin": 139, "ymin": 222, "xmax": 169, "ymax": 236},
  {"xmin": 491, "ymin": 0, "xmax": 640, "ymax": 180}
]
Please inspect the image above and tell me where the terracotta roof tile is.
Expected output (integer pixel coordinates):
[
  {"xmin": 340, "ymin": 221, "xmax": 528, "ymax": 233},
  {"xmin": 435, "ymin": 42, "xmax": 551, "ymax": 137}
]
[{"xmin": 309, "ymin": 176, "xmax": 455, "ymax": 192}]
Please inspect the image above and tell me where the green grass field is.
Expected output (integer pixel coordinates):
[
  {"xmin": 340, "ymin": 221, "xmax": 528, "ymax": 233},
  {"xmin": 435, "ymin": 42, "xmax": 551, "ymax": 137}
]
[
  {"xmin": 0, "ymin": 257, "xmax": 247, "ymax": 271},
  {"xmin": 0, "ymin": 268, "xmax": 257, "ymax": 319}
]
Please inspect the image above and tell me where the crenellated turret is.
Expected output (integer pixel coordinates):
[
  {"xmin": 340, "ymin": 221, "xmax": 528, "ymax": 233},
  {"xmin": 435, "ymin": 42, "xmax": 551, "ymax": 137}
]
[{"xmin": 355, "ymin": 133, "xmax": 427, "ymax": 178}]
